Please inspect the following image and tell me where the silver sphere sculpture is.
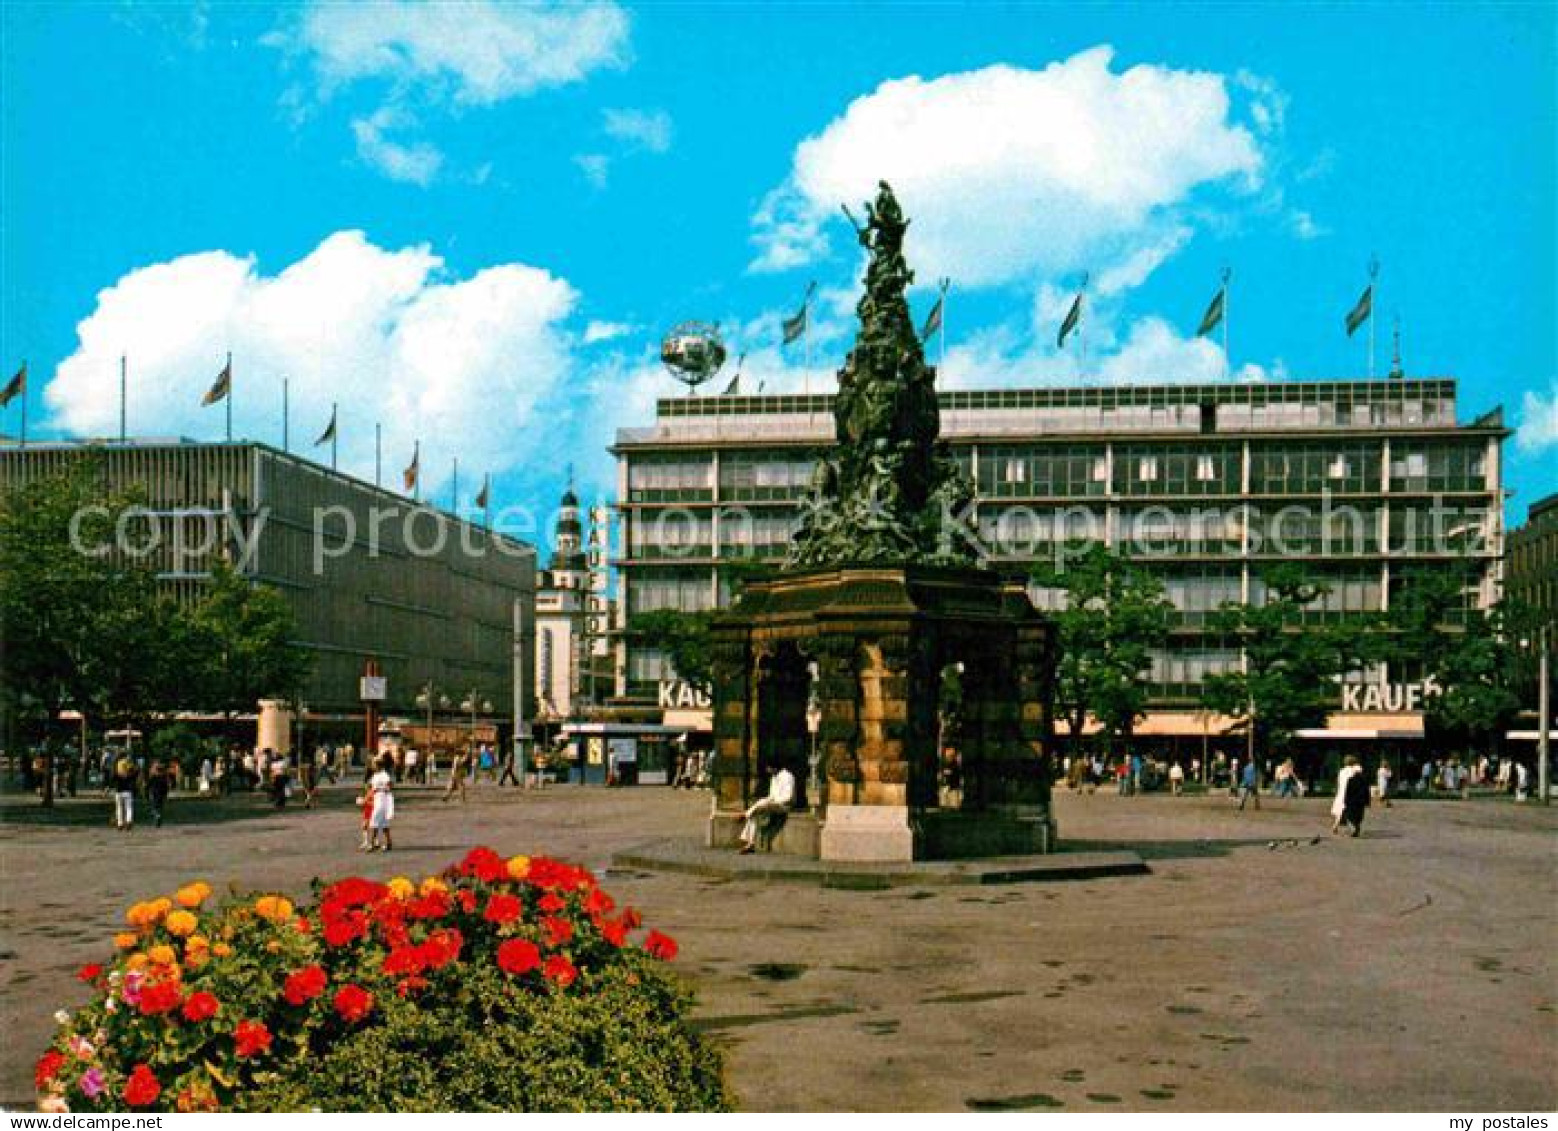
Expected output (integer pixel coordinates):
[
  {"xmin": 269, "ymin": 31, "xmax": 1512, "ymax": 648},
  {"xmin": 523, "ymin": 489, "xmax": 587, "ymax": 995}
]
[{"xmin": 660, "ymin": 322, "xmax": 727, "ymax": 393}]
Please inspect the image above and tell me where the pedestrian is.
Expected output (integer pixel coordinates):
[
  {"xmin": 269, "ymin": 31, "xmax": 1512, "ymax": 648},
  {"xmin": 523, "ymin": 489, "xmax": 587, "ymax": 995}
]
[
  {"xmin": 1331, "ymin": 755, "xmax": 1362, "ymax": 835},
  {"xmin": 479, "ymin": 743, "xmax": 497, "ymax": 782},
  {"xmin": 1342, "ymin": 756, "xmax": 1371, "ymax": 836},
  {"xmin": 146, "ymin": 759, "xmax": 172, "ymax": 827},
  {"xmin": 111, "ymin": 754, "xmax": 138, "ymax": 831},
  {"xmin": 1237, "ymin": 758, "xmax": 1261, "ymax": 810},
  {"xmin": 198, "ymin": 756, "xmax": 214, "ymax": 796},
  {"xmin": 299, "ymin": 748, "xmax": 319, "ymax": 808},
  {"xmin": 1514, "ymin": 761, "xmax": 1530, "ymax": 802},
  {"xmin": 404, "ymin": 745, "xmax": 421, "ymax": 785},
  {"xmin": 1168, "ymin": 761, "xmax": 1185, "ymax": 795},
  {"xmin": 443, "ymin": 747, "xmax": 470, "ymax": 803},
  {"xmin": 1376, "ymin": 759, "xmax": 1393, "ymax": 808},
  {"xmin": 738, "ymin": 762, "xmax": 796, "ymax": 854},
  {"xmin": 498, "ymin": 742, "xmax": 520, "ymax": 787},
  {"xmin": 267, "ymin": 752, "xmax": 289, "ymax": 809},
  {"xmin": 366, "ymin": 756, "xmax": 395, "ymax": 852}
]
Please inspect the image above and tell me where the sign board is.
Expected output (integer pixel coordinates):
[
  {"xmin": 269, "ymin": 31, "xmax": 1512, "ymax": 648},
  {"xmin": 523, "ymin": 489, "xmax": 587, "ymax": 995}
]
[
  {"xmin": 657, "ymin": 679, "xmax": 712, "ymax": 710},
  {"xmin": 360, "ymin": 676, "xmax": 387, "ymax": 702},
  {"xmin": 1339, "ymin": 677, "xmax": 1441, "ymax": 713},
  {"xmin": 608, "ymin": 737, "xmax": 638, "ymax": 765},
  {"xmin": 586, "ymin": 737, "xmax": 605, "ymax": 766}
]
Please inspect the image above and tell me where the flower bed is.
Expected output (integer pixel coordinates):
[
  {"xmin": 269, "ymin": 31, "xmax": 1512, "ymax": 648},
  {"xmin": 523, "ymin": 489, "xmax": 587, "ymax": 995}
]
[{"xmin": 38, "ymin": 849, "xmax": 729, "ymax": 1112}]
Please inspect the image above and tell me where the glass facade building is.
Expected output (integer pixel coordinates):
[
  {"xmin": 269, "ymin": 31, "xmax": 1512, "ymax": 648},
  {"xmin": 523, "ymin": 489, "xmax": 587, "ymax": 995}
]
[{"xmin": 612, "ymin": 378, "xmax": 1507, "ymax": 739}]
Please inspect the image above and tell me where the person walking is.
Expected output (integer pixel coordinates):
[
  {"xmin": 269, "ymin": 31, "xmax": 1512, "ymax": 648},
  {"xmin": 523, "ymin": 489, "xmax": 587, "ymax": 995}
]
[
  {"xmin": 498, "ymin": 742, "xmax": 521, "ymax": 787},
  {"xmin": 1168, "ymin": 761, "xmax": 1185, "ymax": 795},
  {"xmin": 366, "ymin": 756, "xmax": 395, "ymax": 852},
  {"xmin": 443, "ymin": 747, "xmax": 470, "ymax": 803},
  {"xmin": 146, "ymin": 760, "xmax": 172, "ymax": 827},
  {"xmin": 111, "ymin": 754, "xmax": 138, "ymax": 831},
  {"xmin": 1237, "ymin": 758, "xmax": 1261, "ymax": 810},
  {"xmin": 1342, "ymin": 757, "xmax": 1371, "ymax": 835},
  {"xmin": 1332, "ymin": 755, "xmax": 1363, "ymax": 834},
  {"xmin": 1376, "ymin": 758, "xmax": 1393, "ymax": 808},
  {"xmin": 299, "ymin": 748, "xmax": 320, "ymax": 809}
]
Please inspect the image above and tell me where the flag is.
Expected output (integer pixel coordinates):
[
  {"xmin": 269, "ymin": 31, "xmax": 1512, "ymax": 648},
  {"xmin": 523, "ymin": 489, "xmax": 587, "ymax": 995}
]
[
  {"xmin": 1344, "ymin": 284, "xmax": 1373, "ymax": 337},
  {"xmin": 403, "ymin": 444, "xmax": 420, "ymax": 492},
  {"xmin": 0, "ymin": 362, "xmax": 24, "ymax": 408},
  {"xmin": 1196, "ymin": 286, "xmax": 1226, "ymax": 337},
  {"xmin": 1057, "ymin": 289, "xmax": 1084, "ymax": 349},
  {"xmin": 314, "ymin": 407, "xmax": 336, "ymax": 447},
  {"xmin": 920, "ymin": 278, "xmax": 949, "ymax": 342},
  {"xmin": 201, "ymin": 360, "xmax": 231, "ymax": 406},
  {"xmin": 475, "ymin": 477, "xmax": 489, "ymax": 510},
  {"xmin": 781, "ymin": 282, "xmax": 816, "ymax": 345},
  {"xmin": 721, "ymin": 373, "xmax": 741, "ymax": 395}
]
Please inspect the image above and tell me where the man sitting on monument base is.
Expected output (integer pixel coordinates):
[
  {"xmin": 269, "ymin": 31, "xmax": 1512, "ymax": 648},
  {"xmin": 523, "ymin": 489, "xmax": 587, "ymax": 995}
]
[{"xmin": 738, "ymin": 764, "xmax": 797, "ymax": 854}]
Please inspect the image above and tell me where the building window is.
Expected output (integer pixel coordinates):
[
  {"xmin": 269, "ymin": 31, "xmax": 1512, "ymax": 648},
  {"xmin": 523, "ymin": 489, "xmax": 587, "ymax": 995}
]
[
  {"xmin": 1004, "ymin": 458, "xmax": 1026, "ymax": 484},
  {"xmin": 1196, "ymin": 456, "xmax": 1216, "ymax": 482},
  {"xmin": 1138, "ymin": 457, "xmax": 1159, "ymax": 483}
]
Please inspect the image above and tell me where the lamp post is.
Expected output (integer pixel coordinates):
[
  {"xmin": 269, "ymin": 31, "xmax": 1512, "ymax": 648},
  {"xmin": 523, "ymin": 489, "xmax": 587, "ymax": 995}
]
[{"xmin": 415, "ymin": 682, "xmax": 449, "ymax": 763}]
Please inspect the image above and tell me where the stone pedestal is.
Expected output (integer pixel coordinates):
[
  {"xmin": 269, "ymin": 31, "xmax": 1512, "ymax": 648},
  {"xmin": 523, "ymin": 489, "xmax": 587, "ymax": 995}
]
[{"xmin": 708, "ymin": 565, "xmax": 1057, "ymax": 862}]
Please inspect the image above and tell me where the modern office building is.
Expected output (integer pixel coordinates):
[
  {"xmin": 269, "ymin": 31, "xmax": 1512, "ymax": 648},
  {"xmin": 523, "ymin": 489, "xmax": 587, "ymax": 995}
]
[
  {"xmin": 612, "ymin": 377, "xmax": 1507, "ymax": 761},
  {"xmin": 0, "ymin": 439, "xmax": 536, "ymax": 734},
  {"xmin": 1506, "ymin": 492, "xmax": 1556, "ymax": 630}
]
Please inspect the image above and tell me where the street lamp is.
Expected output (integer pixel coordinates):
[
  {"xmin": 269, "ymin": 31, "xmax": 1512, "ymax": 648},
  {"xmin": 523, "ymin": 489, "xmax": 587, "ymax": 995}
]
[
  {"xmin": 415, "ymin": 682, "xmax": 450, "ymax": 754},
  {"xmin": 1519, "ymin": 625, "xmax": 1551, "ymax": 806}
]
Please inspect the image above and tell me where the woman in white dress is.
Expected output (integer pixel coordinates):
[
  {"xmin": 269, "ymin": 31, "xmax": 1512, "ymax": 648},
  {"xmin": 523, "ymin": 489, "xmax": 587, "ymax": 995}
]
[
  {"xmin": 367, "ymin": 757, "xmax": 395, "ymax": 852},
  {"xmin": 1331, "ymin": 756, "xmax": 1361, "ymax": 834}
]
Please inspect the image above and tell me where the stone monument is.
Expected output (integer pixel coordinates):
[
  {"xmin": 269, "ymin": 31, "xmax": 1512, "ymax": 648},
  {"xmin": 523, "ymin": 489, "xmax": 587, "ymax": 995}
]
[{"xmin": 708, "ymin": 182, "xmax": 1058, "ymax": 862}]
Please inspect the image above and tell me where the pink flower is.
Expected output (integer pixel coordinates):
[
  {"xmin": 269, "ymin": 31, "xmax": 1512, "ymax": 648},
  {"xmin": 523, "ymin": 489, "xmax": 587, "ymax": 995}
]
[{"xmin": 79, "ymin": 1067, "xmax": 106, "ymax": 1099}]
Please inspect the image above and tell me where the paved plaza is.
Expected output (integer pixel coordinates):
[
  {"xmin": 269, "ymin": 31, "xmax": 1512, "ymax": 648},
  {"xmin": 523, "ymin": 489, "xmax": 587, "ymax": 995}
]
[{"xmin": 1, "ymin": 782, "xmax": 1554, "ymax": 1111}]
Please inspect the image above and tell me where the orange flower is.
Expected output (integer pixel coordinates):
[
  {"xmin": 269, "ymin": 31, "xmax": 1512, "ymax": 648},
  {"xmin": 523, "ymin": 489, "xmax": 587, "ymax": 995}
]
[
  {"xmin": 146, "ymin": 944, "xmax": 177, "ymax": 967},
  {"xmin": 386, "ymin": 877, "xmax": 415, "ymax": 900},
  {"xmin": 253, "ymin": 895, "xmax": 295, "ymax": 923},
  {"xmin": 175, "ymin": 882, "xmax": 212, "ymax": 909},
  {"xmin": 125, "ymin": 953, "xmax": 150, "ymax": 972},
  {"xmin": 506, "ymin": 855, "xmax": 531, "ymax": 880},
  {"xmin": 212, "ymin": 942, "xmax": 233, "ymax": 958},
  {"xmin": 164, "ymin": 910, "xmax": 199, "ymax": 937},
  {"xmin": 418, "ymin": 876, "xmax": 449, "ymax": 897},
  {"xmin": 114, "ymin": 932, "xmax": 139, "ymax": 950}
]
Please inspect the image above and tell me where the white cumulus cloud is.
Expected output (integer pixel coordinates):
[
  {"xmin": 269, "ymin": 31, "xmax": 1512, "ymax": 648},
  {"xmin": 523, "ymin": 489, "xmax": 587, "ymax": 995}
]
[
  {"xmin": 351, "ymin": 107, "xmax": 444, "ymax": 185},
  {"xmin": 751, "ymin": 46, "xmax": 1264, "ymax": 290},
  {"xmin": 602, "ymin": 107, "xmax": 673, "ymax": 153},
  {"xmin": 44, "ymin": 232, "xmax": 579, "ymax": 496},
  {"xmin": 285, "ymin": 0, "xmax": 631, "ymax": 105},
  {"xmin": 1517, "ymin": 383, "xmax": 1558, "ymax": 453}
]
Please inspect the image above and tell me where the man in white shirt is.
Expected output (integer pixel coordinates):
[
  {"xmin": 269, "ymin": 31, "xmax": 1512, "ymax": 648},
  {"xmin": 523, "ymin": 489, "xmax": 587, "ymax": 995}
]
[{"xmin": 739, "ymin": 764, "xmax": 796, "ymax": 854}]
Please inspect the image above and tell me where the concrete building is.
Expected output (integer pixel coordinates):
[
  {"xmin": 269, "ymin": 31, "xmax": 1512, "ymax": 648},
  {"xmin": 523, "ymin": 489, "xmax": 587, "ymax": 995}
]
[
  {"xmin": 1506, "ymin": 492, "xmax": 1557, "ymax": 630},
  {"xmin": 0, "ymin": 439, "xmax": 536, "ymax": 735},
  {"xmin": 611, "ymin": 377, "xmax": 1508, "ymax": 763}
]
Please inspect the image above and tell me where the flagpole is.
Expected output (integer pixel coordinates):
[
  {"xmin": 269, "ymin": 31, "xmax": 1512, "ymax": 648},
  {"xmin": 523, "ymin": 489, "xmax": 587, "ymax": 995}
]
[
  {"xmin": 939, "ymin": 281, "xmax": 947, "ymax": 371},
  {"xmin": 1368, "ymin": 259, "xmax": 1379, "ymax": 379},
  {"xmin": 225, "ymin": 352, "xmax": 232, "ymax": 442},
  {"xmin": 374, "ymin": 424, "xmax": 382, "ymax": 488},
  {"xmin": 451, "ymin": 458, "xmax": 459, "ymax": 515},
  {"xmin": 484, "ymin": 478, "xmax": 491, "ymax": 530},
  {"xmin": 1223, "ymin": 268, "xmax": 1232, "ymax": 380},
  {"xmin": 331, "ymin": 402, "xmax": 338, "ymax": 470},
  {"xmin": 19, "ymin": 360, "xmax": 26, "ymax": 448},
  {"xmin": 413, "ymin": 441, "xmax": 420, "ymax": 503},
  {"xmin": 1079, "ymin": 279, "xmax": 1088, "ymax": 374},
  {"xmin": 120, "ymin": 355, "xmax": 127, "ymax": 442},
  {"xmin": 282, "ymin": 377, "xmax": 290, "ymax": 452}
]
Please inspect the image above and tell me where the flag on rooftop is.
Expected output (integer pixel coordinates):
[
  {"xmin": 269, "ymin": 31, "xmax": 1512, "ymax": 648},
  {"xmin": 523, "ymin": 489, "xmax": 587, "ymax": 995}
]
[
  {"xmin": 0, "ymin": 362, "xmax": 24, "ymax": 408},
  {"xmin": 1057, "ymin": 278, "xmax": 1087, "ymax": 349},
  {"xmin": 201, "ymin": 359, "xmax": 231, "ymax": 406},
  {"xmin": 781, "ymin": 282, "xmax": 816, "ymax": 345},
  {"xmin": 403, "ymin": 443, "xmax": 420, "ymax": 493},
  {"xmin": 314, "ymin": 406, "xmax": 337, "ymax": 447},
  {"xmin": 1196, "ymin": 283, "xmax": 1226, "ymax": 337}
]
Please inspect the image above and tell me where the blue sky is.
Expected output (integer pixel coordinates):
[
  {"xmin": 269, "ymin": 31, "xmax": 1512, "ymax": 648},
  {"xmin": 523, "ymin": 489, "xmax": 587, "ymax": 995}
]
[{"xmin": 2, "ymin": 1, "xmax": 1554, "ymax": 543}]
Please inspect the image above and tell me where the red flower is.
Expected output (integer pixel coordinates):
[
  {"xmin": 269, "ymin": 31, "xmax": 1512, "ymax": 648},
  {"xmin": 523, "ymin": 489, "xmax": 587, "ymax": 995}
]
[
  {"xmin": 233, "ymin": 1019, "xmax": 273, "ymax": 1058},
  {"xmin": 599, "ymin": 916, "xmax": 629, "ymax": 948},
  {"xmin": 496, "ymin": 938, "xmax": 542, "ymax": 976},
  {"xmin": 181, "ymin": 991, "xmax": 220, "ymax": 1023},
  {"xmin": 537, "ymin": 892, "xmax": 567, "ymax": 914},
  {"xmin": 322, "ymin": 911, "xmax": 368, "ymax": 948},
  {"xmin": 457, "ymin": 847, "xmax": 507, "ymax": 883},
  {"xmin": 321, "ymin": 876, "xmax": 389, "ymax": 908},
  {"xmin": 137, "ymin": 980, "xmax": 183, "ymax": 1016},
  {"xmin": 76, "ymin": 963, "xmax": 103, "ymax": 983},
  {"xmin": 282, "ymin": 965, "xmax": 328, "ymax": 1005},
  {"xmin": 382, "ymin": 945, "xmax": 426, "ymax": 978},
  {"xmin": 542, "ymin": 954, "xmax": 578, "ymax": 987},
  {"xmin": 484, "ymin": 892, "xmax": 523, "ymax": 924},
  {"xmin": 395, "ymin": 975, "xmax": 429, "ymax": 998},
  {"xmin": 584, "ymin": 887, "xmax": 615, "ymax": 916},
  {"xmin": 34, "ymin": 1050, "xmax": 65, "ymax": 1090},
  {"xmin": 123, "ymin": 1064, "xmax": 162, "ymax": 1107},
  {"xmin": 407, "ymin": 890, "xmax": 452, "ymax": 920},
  {"xmin": 333, "ymin": 984, "xmax": 374, "ymax": 1024},
  {"xmin": 541, "ymin": 917, "xmax": 574, "ymax": 947},
  {"xmin": 620, "ymin": 907, "xmax": 643, "ymax": 930},
  {"xmin": 420, "ymin": 927, "xmax": 464, "ymax": 971},
  {"xmin": 643, "ymin": 930, "xmax": 678, "ymax": 961},
  {"xmin": 295, "ymin": 915, "xmax": 313, "ymax": 934},
  {"xmin": 455, "ymin": 889, "xmax": 478, "ymax": 913}
]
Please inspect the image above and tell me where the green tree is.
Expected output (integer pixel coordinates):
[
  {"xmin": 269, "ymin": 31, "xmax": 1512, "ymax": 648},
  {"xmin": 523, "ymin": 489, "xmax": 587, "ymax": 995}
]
[
  {"xmin": 1388, "ymin": 569, "xmax": 1521, "ymax": 755},
  {"xmin": 186, "ymin": 563, "xmax": 311, "ymax": 728},
  {"xmin": 628, "ymin": 609, "xmax": 714, "ymax": 695},
  {"xmin": 1032, "ymin": 544, "xmax": 1172, "ymax": 757},
  {"xmin": 1200, "ymin": 565, "xmax": 1376, "ymax": 757}
]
